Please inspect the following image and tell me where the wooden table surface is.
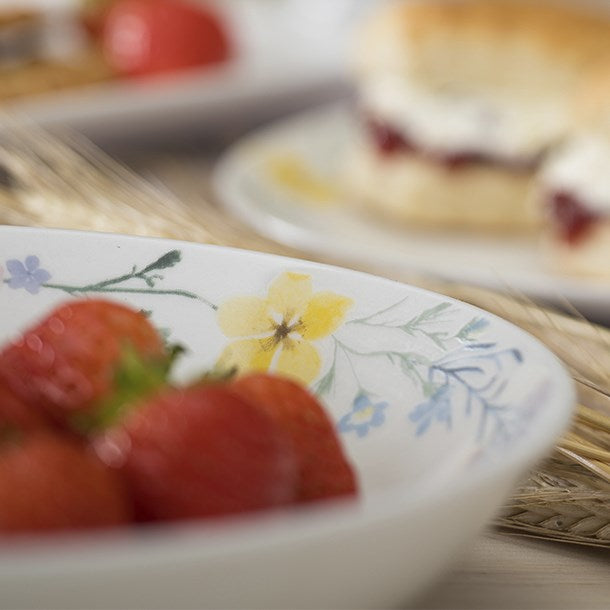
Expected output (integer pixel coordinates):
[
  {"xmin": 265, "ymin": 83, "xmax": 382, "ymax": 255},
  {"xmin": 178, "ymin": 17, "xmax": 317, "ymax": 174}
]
[
  {"xmin": 413, "ymin": 531, "xmax": 609, "ymax": 609},
  {"xmin": 118, "ymin": 147, "xmax": 610, "ymax": 610}
]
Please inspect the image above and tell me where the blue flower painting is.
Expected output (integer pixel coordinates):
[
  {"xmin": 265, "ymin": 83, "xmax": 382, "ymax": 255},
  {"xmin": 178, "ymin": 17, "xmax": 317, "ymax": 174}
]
[
  {"xmin": 338, "ymin": 393, "xmax": 388, "ymax": 438},
  {"xmin": 409, "ymin": 384, "xmax": 453, "ymax": 436},
  {"xmin": 6, "ymin": 256, "xmax": 51, "ymax": 294},
  {"xmin": 409, "ymin": 343, "xmax": 523, "ymax": 442}
]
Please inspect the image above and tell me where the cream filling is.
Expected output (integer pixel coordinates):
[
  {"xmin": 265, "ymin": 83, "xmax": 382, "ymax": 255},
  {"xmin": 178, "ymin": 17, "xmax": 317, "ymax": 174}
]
[
  {"xmin": 542, "ymin": 133, "xmax": 610, "ymax": 215},
  {"xmin": 362, "ymin": 74, "xmax": 569, "ymax": 161}
]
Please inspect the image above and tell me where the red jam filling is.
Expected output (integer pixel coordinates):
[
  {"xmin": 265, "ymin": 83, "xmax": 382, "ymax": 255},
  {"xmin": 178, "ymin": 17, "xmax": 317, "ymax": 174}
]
[
  {"xmin": 365, "ymin": 115, "xmax": 537, "ymax": 173},
  {"xmin": 366, "ymin": 118, "xmax": 415, "ymax": 156},
  {"xmin": 547, "ymin": 191, "xmax": 601, "ymax": 246}
]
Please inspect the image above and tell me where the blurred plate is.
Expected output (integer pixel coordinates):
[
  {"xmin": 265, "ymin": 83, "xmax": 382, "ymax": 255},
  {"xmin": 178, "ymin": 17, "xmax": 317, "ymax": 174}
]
[
  {"xmin": 5, "ymin": 58, "xmax": 346, "ymax": 143},
  {"xmin": 0, "ymin": 226, "xmax": 573, "ymax": 609},
  {"xmin": 0, "ymin": 0, "xmax": 377, "ymax": 142},
  {"xmin": 213, "ymin": 104, "xmax": 610, "ymax": 322}
]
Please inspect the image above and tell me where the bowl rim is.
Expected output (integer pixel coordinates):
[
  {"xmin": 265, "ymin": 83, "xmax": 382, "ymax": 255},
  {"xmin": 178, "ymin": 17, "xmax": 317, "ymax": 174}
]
[{"xmin": 0, "ymin": 225, "xmax": 575, "ymax": 573}]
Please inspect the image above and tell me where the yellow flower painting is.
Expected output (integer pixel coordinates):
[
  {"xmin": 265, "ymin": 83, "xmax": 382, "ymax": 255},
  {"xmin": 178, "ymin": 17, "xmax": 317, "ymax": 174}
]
[{"xmin": 216, "ymin": 272, "xmax": 353, "ymax": 384}]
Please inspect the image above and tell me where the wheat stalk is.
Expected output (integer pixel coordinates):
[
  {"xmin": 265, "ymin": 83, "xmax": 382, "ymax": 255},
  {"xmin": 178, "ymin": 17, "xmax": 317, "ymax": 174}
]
[
  {"xmin": 0, "ymin": 119, "xmax": 608, "ymax": 547},
  {"xmin": 497, "ymin": 457, "xmax": 610, "ymax": 547}
]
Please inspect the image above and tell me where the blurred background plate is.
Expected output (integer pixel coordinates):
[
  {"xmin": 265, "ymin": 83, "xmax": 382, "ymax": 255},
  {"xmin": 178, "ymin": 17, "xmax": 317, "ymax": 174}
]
[
  {"xmin": 5, "ymin": 57, "xmax": 346, "ymax": 144},
  {"xmin": 0, "ymin": 0, "xmax": 376, "ymax": 144},
  {"xmin": 213, "ymin": 104, "xmax": 610, "ymax": 324}
]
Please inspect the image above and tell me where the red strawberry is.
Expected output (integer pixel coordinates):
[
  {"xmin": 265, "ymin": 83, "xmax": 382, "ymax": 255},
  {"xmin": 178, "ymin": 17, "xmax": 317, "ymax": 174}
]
[
  {"xmin": 0, "ymin": 299, "xmax": 171, "ymax": 431},
  {"xmin": 0, "ymin": 432, "xmax": 131, "ymax": 534},
  {"xmin": 94, "ymin": 384, "xmax": 298, "ymax": 522},
  {"xmin": 0, "ymin": 382, "xmax": 50, "ymax": 436},
  {"xmin": 231, "ymin": 374, "xmax": 358, "ymax": 503},
  {"xmin": 102, "ymin": 0, "xmax": 231, "ymax": 78}
]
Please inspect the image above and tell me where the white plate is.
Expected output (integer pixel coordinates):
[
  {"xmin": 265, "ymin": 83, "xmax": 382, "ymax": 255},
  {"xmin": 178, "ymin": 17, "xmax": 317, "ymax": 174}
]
[
  {"xmin": 0, "ymin": 226, "xmax": 573, "ymax": 609},
  {"xmin": 5, "ymin": 59, "xmax": 346, "ymax": 144},
  {"xmin": 213, "ymin": 104, "xmax": 610, "ymax": 322}
]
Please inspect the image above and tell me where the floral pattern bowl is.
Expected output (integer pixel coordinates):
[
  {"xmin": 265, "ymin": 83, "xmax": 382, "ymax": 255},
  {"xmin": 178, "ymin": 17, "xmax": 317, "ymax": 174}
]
[{"xmin": 0, "ymin": 226, "xmax": 574, "ymax": 609}]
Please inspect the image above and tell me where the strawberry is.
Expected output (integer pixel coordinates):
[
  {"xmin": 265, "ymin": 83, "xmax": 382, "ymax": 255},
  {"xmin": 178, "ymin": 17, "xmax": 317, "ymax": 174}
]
[
  {"xmin": 102, "ymin": 0, "xmax": 231, "ymax": 78},
  {"xmin": 94, "ymin": 384, "xmax": 298, "ymax": 522},
  {"xmin": 0, "ymin": 382, "xmax": 50, "ymax": 437},
  {"xmin": 231, "ymin": 374, "xmax": 358, "ymax": 503},
  {"xmin": 0, "ymin": 299, "xmax": 172, "ymax": 432},
  {"xmin": 0, "ymin": 432, "xmax": 131, "ymax": 534}
]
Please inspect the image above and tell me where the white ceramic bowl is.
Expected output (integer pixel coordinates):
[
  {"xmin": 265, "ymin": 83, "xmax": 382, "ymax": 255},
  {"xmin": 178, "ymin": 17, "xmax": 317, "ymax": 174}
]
[{"xmin": 0, "ymin": 226, "xmax": 574, "ymax": 609}]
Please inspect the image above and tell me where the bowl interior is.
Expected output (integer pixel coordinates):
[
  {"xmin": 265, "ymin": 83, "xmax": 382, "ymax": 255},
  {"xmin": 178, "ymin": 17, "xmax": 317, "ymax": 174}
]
[{"xmin": 0, "ymin": 227, "xmax": 572, "ymax": 504}]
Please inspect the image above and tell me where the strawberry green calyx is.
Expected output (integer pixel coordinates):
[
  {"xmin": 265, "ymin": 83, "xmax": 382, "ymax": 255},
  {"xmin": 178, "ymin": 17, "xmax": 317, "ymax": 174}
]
[{"xmin": 71, "ymin": 343, "xmax": 185, "ymax": 435}]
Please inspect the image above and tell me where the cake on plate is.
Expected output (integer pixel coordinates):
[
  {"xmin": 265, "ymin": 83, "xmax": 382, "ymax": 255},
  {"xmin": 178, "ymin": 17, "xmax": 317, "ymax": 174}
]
[{"xmin": 344, "ymin": 0, "xmax": 610, "ymax": 232}]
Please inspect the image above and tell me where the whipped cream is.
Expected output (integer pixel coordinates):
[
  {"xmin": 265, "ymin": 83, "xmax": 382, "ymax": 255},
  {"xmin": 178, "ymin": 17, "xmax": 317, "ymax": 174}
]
[
  {"xmin": 362, "ymin": 75, "xmax": 569, "ymax": 161},
  {"xmin": 541, "ymin": 133, "xmax": 610, "ymax": 215}
]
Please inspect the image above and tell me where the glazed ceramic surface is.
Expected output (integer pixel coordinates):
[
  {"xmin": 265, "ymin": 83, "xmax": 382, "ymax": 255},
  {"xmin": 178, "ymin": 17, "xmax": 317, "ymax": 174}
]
[{"xmin": 0, "ymin": 226, "xmax": 574, "ymax": 609}]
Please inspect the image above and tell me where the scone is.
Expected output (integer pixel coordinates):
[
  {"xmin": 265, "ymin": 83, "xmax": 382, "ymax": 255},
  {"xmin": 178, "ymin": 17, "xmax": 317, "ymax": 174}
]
[
  {"xmin": 345, "ymin": 0, "xmax": 610, "ymax": 232},
  {"xmin": 538, "ymin": 69, "xmax": 610, "ymax": 279}
]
